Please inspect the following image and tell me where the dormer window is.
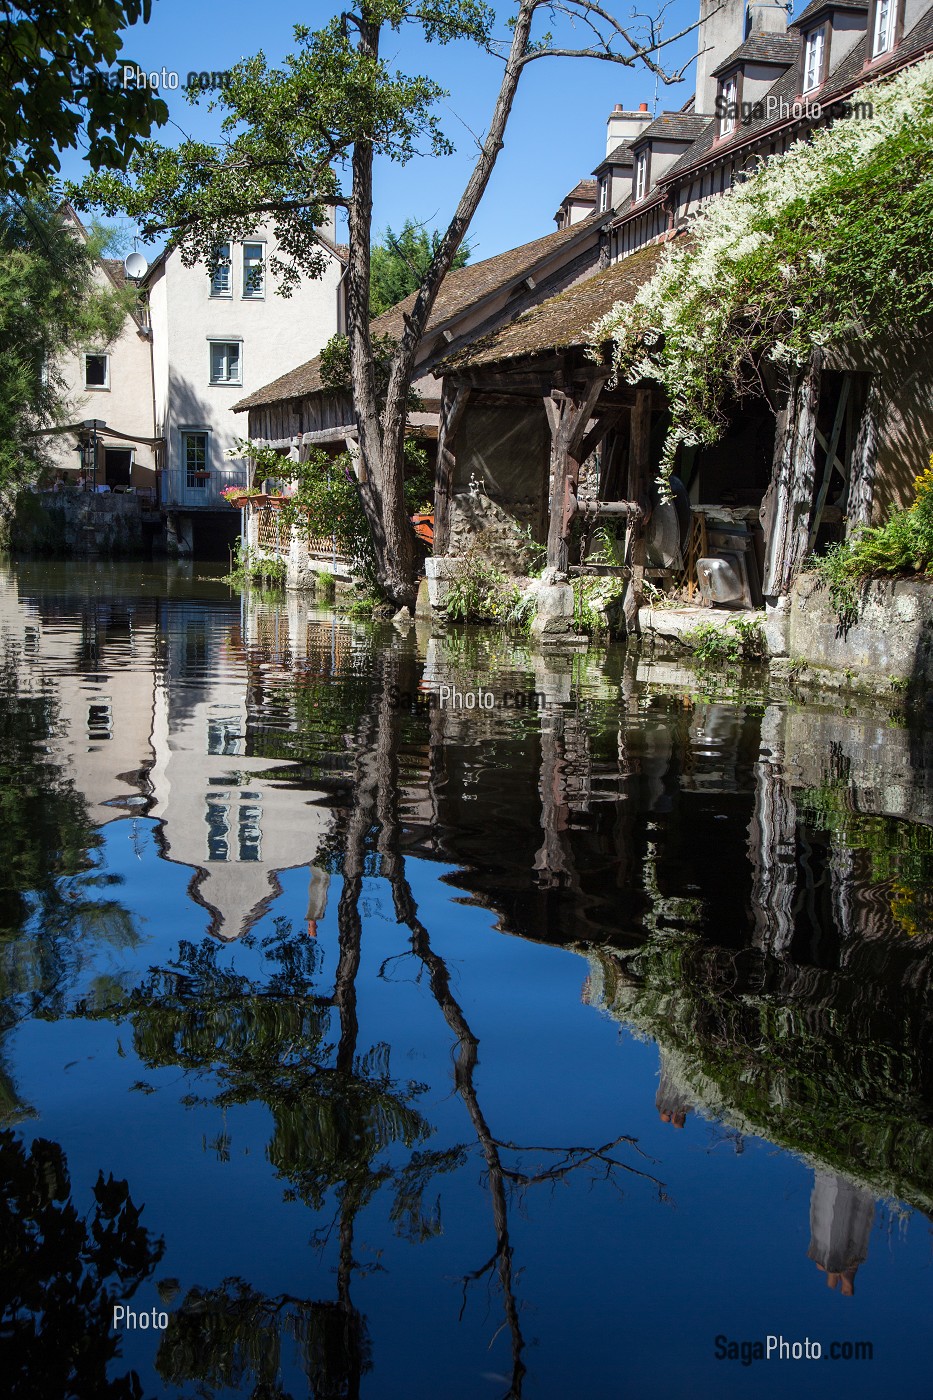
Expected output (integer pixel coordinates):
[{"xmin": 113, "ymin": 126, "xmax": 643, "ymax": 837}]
[
  {"xmin": 718, "ymin": 74, "xmax": 738, "ymax": 136},
  {"xmin": 872, "ymin": 0, "xmax": 895, "ymax": 55},
  {"xmin": 803, "ymin": 24, "xmax": 827, "ymax": 93},
  {"xmin": 599, "ymin": 178, "xmax": 609, "ymax": 212},
  {"xmin": 634, "ymin": 150, "xmax": 648, "ymax": 202}
]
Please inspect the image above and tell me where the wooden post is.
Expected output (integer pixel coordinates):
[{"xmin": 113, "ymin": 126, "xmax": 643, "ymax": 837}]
[
  {"xmin": 433, "ymin": 382, "xmax": 470, "ymax": 555},
  {"xmin": 622, "ymin": 386, "xmax": 652, "ymax": 629},
  {"xmin": 544, "ymin": 375, "xmax": 607, "ymax": 573},
  {"xmin": 762, "ymin": 351, "xmax": 822, "ymax": 598},
  {"xmin": 806, "ymin": 374, "xmax": 851, "ymax": 555},
  {"xmin": 846, "ymin": 375, "xmax": 881, "ymax": 534}
]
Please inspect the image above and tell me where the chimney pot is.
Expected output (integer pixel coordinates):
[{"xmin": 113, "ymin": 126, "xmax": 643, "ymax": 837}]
[{"xmin": 639, "ymin": 102, "xmax": 648, "ymax": 111}]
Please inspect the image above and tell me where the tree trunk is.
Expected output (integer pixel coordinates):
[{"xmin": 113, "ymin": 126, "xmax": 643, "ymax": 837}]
[{"xmin": 347, "ymin": 2, "xmax": 537, "ymax": 606}]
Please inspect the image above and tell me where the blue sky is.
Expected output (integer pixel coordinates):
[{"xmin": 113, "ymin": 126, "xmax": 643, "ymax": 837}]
[{"xmin": 60, "ymin": 0, "xmax": 791, "ymax": 265}]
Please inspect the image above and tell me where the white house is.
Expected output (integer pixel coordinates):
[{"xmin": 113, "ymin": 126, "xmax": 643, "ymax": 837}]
[
  {"xmin": 50, "ymin": 206, "xmax": 160, "ymax": 492},
  {"xmin": 143, "ymin": 224, "xmax": 346, "ymax": 546},
  {"xmin": 45, "ymin": 209, "xmax": 345, "ymax": 557}
]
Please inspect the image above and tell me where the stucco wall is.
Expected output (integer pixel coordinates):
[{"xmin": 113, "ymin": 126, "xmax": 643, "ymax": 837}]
[
  {"xmin": 48, "ymin": 260, "xmax": 156, "ymax": 487},
  {"xmin": 149, "ymin": 226, "xmax": 343, "ymax": 509}
]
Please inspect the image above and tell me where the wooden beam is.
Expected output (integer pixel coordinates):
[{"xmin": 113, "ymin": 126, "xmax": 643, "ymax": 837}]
[
  {"xmin": 761, "ymin": 351, "xmax": 822, "ymax": 597},
  {"xmin": 433, "ymin": 383, "xmax": 470, "ymax": 554},
  {"xmin": 578, "ymin": 408, "xmax": 624, "ymax": 467},
  {"xmin": 622, "ymin": 385, "xmax": 652, "ymax": 630},
  {"xmin": 566, "ymin": 372, "xmax": 610, "ymax": 459},
  {"xmin": 806, "ymin": 374, "xmax": 850, "ymax": 555},
  {"xmin": 847, "ymin": 375, "xmax": 881, "ymax": 533}
]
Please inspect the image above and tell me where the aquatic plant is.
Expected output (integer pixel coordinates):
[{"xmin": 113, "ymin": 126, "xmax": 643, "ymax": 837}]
[{"xmin": 681, "ymin": 617, "xmax": 767, "ymax": 665}]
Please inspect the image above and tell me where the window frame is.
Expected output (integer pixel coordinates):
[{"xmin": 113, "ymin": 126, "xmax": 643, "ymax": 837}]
[
  {"xmin": 209, "ymin": 242, "xmax": 232, "ymax": 298},
  {"xmin": 182, "ymin": 429, "xmax": 211, "ymax": 490},
  {"xmin": 802, "ymin": 22, "xmax": 828, "ymax": 94},
  {"xmin": 83, "ymin": 352, "xmax": 110, "ymax": 390},
  {"xmin": 241, "ymin": 241, "xmax": 266, "ymax": 298},
  {"xmin": 870, "ymin": 0, "xmax": 897, "ymax": 57},
  {"xmin": 208, "ymin": 338, "xmax": 243, "ymax": 386},
  {"xmin": 718, "ymin": 72, "xmax": 740, "ymax": 137},
  {"xmin": 633, "ymin": 148, "xmax": 650, "ymax": 203}
]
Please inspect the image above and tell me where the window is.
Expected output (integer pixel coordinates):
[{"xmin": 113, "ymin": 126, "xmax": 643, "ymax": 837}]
[
  {"xmin": 183, "ymin": 431, "xmax": 209, "ymax": 489},
  {"xmin": 84, "ymin": 353, "xmax": 109, "ymax": 389},
  {"xmin": 206, "ymin": 796, "xmax": 230, "ymax": 862},
  {"xmin": 210, "ymin": 243, "xmax": 231, "ymax": 296},
  {"xmin": 209, "ymin": 340, "xmax": 242, "ymax": 385},
  {"xmin": 873, "ymin": 0, "xmax": 895, "ymax": 55},
  {"xmin": 719, "ymin": 75, "xmax": 738, "ymax": 136},
  {"xmin": 242, "ymin": 242, "xmax": 265, "ymax": 297},
  {"xmin": 634, "ymin": 150, "xmax": 648, "ymax": 202},
  {"xmin": 599, "ymin": 178, "xmax": 609, "ymax": 213},
  {"xmin": 803, "ymin": 24, "xmax": 827, "ymax": 93}
]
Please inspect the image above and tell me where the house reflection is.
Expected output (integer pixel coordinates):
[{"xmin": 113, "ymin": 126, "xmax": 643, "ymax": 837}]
[{"xmin": 0, "ymin": 568, "xmax": 334, "ymax": 940}]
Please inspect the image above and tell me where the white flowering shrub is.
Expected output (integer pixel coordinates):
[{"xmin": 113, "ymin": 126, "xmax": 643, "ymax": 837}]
[{"xmin": 591, "ymin": 58, "xmax": 933, "ymax": 496}]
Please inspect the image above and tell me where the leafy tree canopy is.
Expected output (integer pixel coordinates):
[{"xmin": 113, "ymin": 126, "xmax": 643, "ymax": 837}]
[
  {"xmin": 370, "ymin": 219, "xmax": 470, "ymax": 316},
  {"xmin": 0, "ymin": 0, "xmax": 167, "ymax": 197},
  {"xmin": 0, "ymin": 198, "xmax": 134, "ymax": 492}
]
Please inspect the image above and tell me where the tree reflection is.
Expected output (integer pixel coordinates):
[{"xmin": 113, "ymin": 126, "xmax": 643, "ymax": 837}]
[{"xmin": 0, "ymin": 1129, "xmax": 164, "ymax": 1398}]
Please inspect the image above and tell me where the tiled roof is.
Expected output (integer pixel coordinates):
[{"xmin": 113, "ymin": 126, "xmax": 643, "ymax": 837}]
[
  {"xmin": 632, "ymin": 112, "xmax": 712, "ymax": 146},
  {"xmin": 790, "ymin": 0, "xmax": 868, "ymax": 28},
  {"xmin": 593, "ymin": 141, "xmax": 635, "ymax": 173},
  {"xmin": 562, "ymin": 178, "xmax": 599, "ymax": 202},
  {"xmin": 102, "ymin": 258, "xmax": 128, "ymax": 290},
  {"xmin": 234, "ymin": 217, "xmax": 607, "ymax": 410},
  {"xmin": 711, "ymin": 33, "xmax": 801, "ymax": 77},
  {"xmin": 442, "ymin": 242, "xmax": 664, "ymax": 371}
]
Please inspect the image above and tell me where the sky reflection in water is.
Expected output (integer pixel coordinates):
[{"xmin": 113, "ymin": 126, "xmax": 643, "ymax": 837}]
[{"xmin": 0, "ymin": 561, "xmax": 931, "ymax": 1400}]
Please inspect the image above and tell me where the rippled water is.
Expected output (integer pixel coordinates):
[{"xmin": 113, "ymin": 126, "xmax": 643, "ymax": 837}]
[{"xmin": 1, "ymin": 561, "xmax": 932, "ymax": 1399}]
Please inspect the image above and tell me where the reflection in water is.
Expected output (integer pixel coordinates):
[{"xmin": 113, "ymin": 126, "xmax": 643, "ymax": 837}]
[
  {"xmin": 0, "ymin": 1129, "xmax": 164, "ymax": 1398},
  {"xmin": 0, "ymin": 564, "xmax": 932, "ymax": 1395}
]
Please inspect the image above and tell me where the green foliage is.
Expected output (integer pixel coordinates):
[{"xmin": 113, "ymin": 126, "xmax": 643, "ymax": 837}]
[
  {"xmin": 370, "ymin": 219, "xmax": 469, "ymax": 316},
  {"xmin": 67, "ymin": 6, "xmax": 494, "ymax": 294},
  {"xmin": 224, "ymin": 539, "xmax": 286, "ymax": 590},
  {"xmin": 809, "ymin": 457, "xmax": 933, "ymax": 622},
  {"xmin": 443, "ymin": 551, "xmax": 524, "ymax": 626},
  {"xmin": 0, "ymin": 197, "xmax": 134, "ymax": 493},
  {"xmin": 594, "ymin": 59, "xmax": 933, "ymax": 496},
  {"xmin": 319, "ymin": 331, "xmax": 423, "ymax": 413},
  {"xmin": 0, "ymin": 0, "xmax": 167, "ymax": 197},
  {"xmin": 682, "ymin": 617, "xmax": 767, "ymax": 665}
]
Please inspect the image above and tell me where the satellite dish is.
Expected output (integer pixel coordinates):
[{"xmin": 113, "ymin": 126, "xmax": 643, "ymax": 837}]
[{"xmin": 124, "ymin": 251, "xmax": 148, "ymax": 280}]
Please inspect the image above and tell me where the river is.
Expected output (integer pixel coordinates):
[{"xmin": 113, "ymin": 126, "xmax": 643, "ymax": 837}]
[{"xmin": 1, "ymin": 561, "xmax": 931, "ymax": 1399}]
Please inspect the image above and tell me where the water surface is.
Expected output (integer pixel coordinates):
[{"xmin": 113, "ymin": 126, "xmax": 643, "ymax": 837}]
[{"xmin": 1, "ymin": 561, "xmax": 931, "ymax": 1399}]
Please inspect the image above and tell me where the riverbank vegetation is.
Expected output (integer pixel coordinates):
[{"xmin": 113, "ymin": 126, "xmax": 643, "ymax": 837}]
[
  {"xmin": 592, "ymin": 58, "xmax": 933, "ymax": 498},
  {"xmin": 809, "ymin": 458, "xmax": 933, "ymax": 622}
]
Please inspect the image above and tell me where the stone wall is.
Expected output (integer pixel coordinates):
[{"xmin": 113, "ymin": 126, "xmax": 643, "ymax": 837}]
[
  {"xmin": 14, "ymin": 490, "xmax": 150, "ymax": 557},
  {"xmin": 781, "ymin": 573, "xmax": 933, "ymax": 693},
  {"xmin": 449, "ymin": 402, "xmax": 549, "ymax": 571}
]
